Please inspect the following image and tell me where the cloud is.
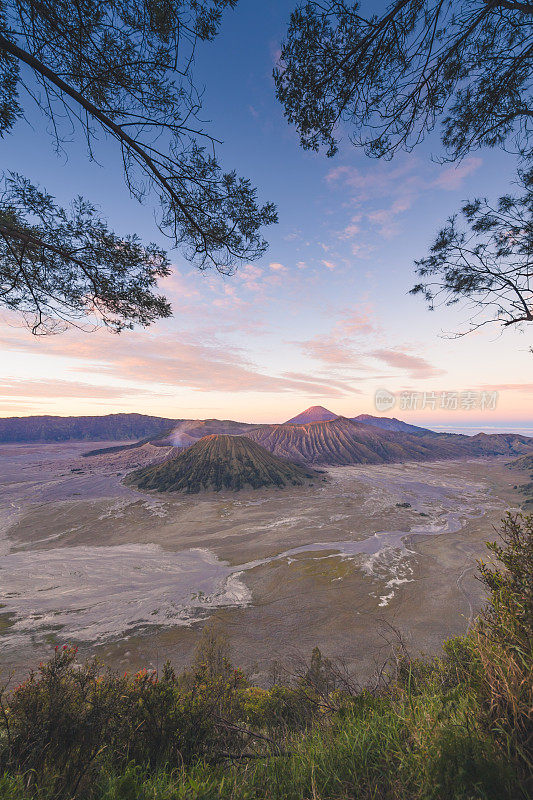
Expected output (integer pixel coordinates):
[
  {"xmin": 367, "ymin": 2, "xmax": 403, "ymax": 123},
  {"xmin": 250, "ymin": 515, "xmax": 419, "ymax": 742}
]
[
  {"xmin": 295, "ymin": 305, "xmax": 376, "ymax": 368},
  {"xmin": 299, "ymin": 335, "xmax": 363, "ymax": 366},
  {"xmin": 371, "ymin": 348, "xmax": 445, "ymax": 379},
  {"xmin": 479, "ymin": 383, "xmax": 533, "ymax": 394},
  {"xmin": 0, "ymin": 327, "xmax": 354, "ymax": 399},
  {"xmin": 211, "ymin": 284, "xmax": 247, "ymax": 310},
  {"xmin": 337, "ymin": 307, "xmax": 375, "ymax": 336},
  {"xmin": 238, "ymin": 263, "xmax": 264, "ymax": 292},
  {"xmin": 327, "ymin": 155, "xmax": 483, "ymax": 241},
  {"xmin": 322, "ymin": 260, "xmax": 336, "ymax": 271},
  {"xmin": 0, "ymin": 379, "xmax": 160, "ymax": 399},
  {"xmin": 433, "ymin": 157, "xmax": 482, "ymax": 191},
  {"xmin": 338, "ymin": 217, "xmax": 361, "ymax": 240},
  {"xmin": 282, "ymin": 371, "xmax": 362, "ymax": 394},
  {"xmin": 269, "ymin": 262, "xmax": 287, "ymax": 272},
  {"xmin": 326, "ymin": 160, "xmax": 420, "ymax": 240},
  {"xmin": 326, "ymin": 160, "xmax": 418, "ymax": 201},
  {"xmin": 0, "ymin": 401, "xmax": 55, "ymax": 416}
]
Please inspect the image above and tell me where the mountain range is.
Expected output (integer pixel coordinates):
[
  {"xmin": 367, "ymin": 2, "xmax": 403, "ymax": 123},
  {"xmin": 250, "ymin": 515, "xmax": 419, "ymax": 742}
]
[
  {"xmin": 2, "ymin": 407, "xmax": 532, "ymax": 470},
  {"xmin": 0, "ymin": 406, "xmax": 430, "ymax": 445}
]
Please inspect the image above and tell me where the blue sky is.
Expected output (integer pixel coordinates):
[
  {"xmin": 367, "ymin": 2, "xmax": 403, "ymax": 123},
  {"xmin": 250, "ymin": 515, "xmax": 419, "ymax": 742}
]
[{"xmin": 0, "ymin": 0, "xmax": 531, "ymax": 430}]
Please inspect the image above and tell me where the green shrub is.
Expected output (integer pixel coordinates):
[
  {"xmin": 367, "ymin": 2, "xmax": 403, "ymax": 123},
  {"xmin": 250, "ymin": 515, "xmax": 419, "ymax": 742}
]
[
  {"xmin": 423, "ymin": 724, "xmax": 512, "ymax": 800},
  {"xmin": 475, "ymin": 513, "xmax": 533, "ymax": 784}
]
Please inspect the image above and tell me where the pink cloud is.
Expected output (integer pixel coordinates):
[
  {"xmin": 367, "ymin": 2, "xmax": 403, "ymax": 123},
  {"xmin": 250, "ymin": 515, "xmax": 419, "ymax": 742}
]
[
  {"xmin": 295, "ymin": 305, "xmax": 377, "ymax": 368},
  {"xmin": 326, "ymin": 160, "xmax": 418, "ymax": 201},
  {"xmin": 337, "ymin": 307, "xmax": 375, "ymax": 336},
  {"xmin": 238, "ymin": 263, "xmax": 264, "ymax": 292},
  {"xmin": 327, "ymin": 155, "xmax": 482, "ymax": 242},
  {"xmin": 371, "ymin": 348, "xmax": 445, "ymax": 379},
  {"xmin": 0, "ymin": 401, "xmax": 54, "ymax": 415},
  {"xmin": 299, "ymin": 335, "xmax": 363, "ymax": 366},
  {"xmin": 282, "ymin": 371, "xmax": 361, "ymax": 394},
  {"xmin": 479, "ymin": 383, "xmax": 533, "ymax": 393},
  {"xmin": 341, "ymin": 222, "xmax": 361, "ymax": 239},
  {"xmin": 0, "ymin": 379, "xmax": 160, "ymax": 399},
  {"xmin": 0, "ymin": 327, "xmax": 354, "ymax": 398},
  {"xmin": 433, "ymin": 157, "xmax": 482, "ymax": 191}
]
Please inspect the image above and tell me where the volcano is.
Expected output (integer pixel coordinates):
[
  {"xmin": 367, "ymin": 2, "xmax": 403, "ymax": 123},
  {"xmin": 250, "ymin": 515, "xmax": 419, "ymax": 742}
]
[
  {"xmin": 126, "ymin": 434, "xmax": 322, "ymax": 493},
  {"xmin": 284, "ymin": 405, "xmax": 338, "ymax": 424},
  {"xmin": 246, "ymin": 417, "xmax": 533, "ymax": 466}
]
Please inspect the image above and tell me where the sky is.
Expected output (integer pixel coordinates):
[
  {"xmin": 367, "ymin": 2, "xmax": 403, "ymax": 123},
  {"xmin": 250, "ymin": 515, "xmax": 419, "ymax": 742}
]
[{"xmin": 1, "ymin": 0, "xmax": 532, "ymax": 432}]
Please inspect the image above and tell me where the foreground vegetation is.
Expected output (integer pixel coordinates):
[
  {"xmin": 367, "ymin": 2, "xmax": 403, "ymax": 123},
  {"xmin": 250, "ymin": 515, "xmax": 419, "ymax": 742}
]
[{"xmin": 0, "ymin": 514, "xmax": 531, "ymax": 800}]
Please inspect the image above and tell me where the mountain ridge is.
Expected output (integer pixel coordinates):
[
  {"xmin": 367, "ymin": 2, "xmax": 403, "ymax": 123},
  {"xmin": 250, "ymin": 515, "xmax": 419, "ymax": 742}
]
[
  {"xmin": 0, "ymin": 413, "xmax": 177, "ymax": 444},
  {"xmin": 245, "ymin": 417, "xmax": 533, "ymax": 466},
  {"xmin": 2, "ymin": 410, "xmax": 532, "ymax": 471},
  {"xmin": 351, "ymin": 414, "xmax": 431, "ymax": 435}
]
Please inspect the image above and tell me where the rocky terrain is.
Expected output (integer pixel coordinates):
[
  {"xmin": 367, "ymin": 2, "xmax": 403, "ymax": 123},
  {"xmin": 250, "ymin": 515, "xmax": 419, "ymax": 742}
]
[
  {"xmin": 245, "ymin": 416, "xmax": 533, "ymax": 466},
  {"xmin": 126, "ymin": 434, "xmax": 322, "ymax": 493},
  {"xmin": 509, "ymin": 454, "xmax": 533, "ymax": 508}
]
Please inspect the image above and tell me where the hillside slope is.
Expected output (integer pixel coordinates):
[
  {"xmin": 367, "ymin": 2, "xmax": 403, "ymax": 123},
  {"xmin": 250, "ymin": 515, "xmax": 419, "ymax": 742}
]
[
  {"xmin": 0, "ymin": 413, "xmax": 177, "ymax": 444},
  {"xmin": 126, "ymin": 434, "xmax": 322, "ymax": 493},
  {"xmin": 509, "ymin": 454, "xmax": 533, "ymax": 509},
  {"xmin": 245, "ymin": 417, "xmax": 533, "ymax": 466}
]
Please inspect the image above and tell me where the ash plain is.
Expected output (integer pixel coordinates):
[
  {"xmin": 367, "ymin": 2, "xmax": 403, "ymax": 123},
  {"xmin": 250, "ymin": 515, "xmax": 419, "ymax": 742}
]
[{"xmin": 0, "ymin": 441, "xmax": 524, "ymax": 681}]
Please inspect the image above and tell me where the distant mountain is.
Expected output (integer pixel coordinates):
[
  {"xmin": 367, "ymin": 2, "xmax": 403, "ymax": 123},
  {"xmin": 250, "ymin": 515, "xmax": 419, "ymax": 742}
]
[
  {"xmin": 285, "ymin": 406, "xmax": 339, "ymax": 424},
  {"xmin": 246, "ymin": 417, "xmax": 533, "ymax": 466},
  {"xmin": 0, "ymin": 413, "xmax": 176, "ymax": 444},
  {"xmin": 126, "ymin": 434, "xmax": 322, "ymax": 493},
  {"xmin": 351, "ymin": 414, "xmax": 432, "ymax": 435},
  {"xmin": 5, "ymin": 411, "xmax": 532, "ymax": 473}
]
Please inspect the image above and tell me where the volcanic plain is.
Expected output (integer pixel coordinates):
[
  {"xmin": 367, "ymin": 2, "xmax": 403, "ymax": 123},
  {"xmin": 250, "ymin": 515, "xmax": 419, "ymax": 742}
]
[{"xmin": 0, "ymin": 437, "xmax": 525, "ymax": 683}]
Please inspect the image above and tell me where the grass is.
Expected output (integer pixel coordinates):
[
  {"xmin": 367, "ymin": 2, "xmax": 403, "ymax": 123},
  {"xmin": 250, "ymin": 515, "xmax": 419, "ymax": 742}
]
[{"xmin": 0, "ymin": 514, "xmax": 531, "ymax": 800}]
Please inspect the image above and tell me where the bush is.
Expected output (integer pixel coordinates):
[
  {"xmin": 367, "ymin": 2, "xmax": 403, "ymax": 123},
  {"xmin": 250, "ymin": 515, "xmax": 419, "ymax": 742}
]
[
  {"xmin": 0, "ymin": 640, "xmax": 261, "ymax": 797},
  {"xmin": 475, "ymin": 513, "xmax": 533, "ymax": 783}
]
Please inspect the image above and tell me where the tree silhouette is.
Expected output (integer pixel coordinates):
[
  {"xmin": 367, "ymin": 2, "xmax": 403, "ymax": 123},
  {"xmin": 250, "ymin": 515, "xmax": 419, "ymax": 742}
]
[
  {"xmin": 276, "ymin": 0, "xmax": 532, "ymax": 334},
  {"xmin": 411, "ymin": 168, "xmax": 533, "ymax": 333},
  {"xmin": 0, "ymin": 1, "xmax": 277, "ymax": 333}
]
